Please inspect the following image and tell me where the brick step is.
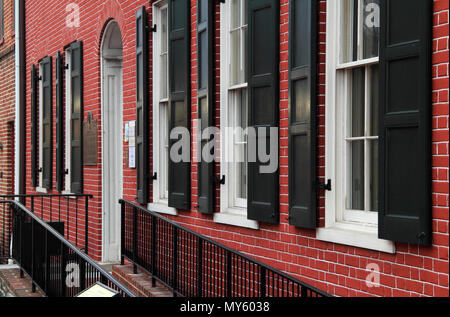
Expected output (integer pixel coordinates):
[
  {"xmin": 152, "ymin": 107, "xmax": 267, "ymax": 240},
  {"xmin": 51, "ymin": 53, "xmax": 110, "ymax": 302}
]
[{"xmin": 112, "ymin": 264, "xmax": 173, "ymax": 297}]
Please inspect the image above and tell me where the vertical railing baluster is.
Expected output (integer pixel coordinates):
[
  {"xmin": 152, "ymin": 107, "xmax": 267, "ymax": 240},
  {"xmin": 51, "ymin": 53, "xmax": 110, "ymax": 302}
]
[
  {"xmin": 197, "ymin": 237, "xmax": 203, "ymax": 297},
  {"xmin": 172, "ymin": 226, "xmax": 178, "ymax": 296},
  {"xmin": 260, "ymin": 266, "xmax": 266, "ymax": 297},
  {"xmin": 75, "ymin": 198, "xmax": 78, "ymax": 248},
  {"xmin": 132, "ymin": 207, "xmax": 138, "ymax": 274},
  {"xmin": 45, "ymin": 229, "xmax": 49, "ymax": 294},
  {"xmin": 227, "ymin": 250, "xmax": 232, "ymax": 297},
  {"xmin": 120, "ymin": 201, "xmax": 125, "ymax": 265},
  {"xmin": 60, "ymin": 242, "xmax": 66, "ymax": 297},
  {"xmin": 31, "ymin": 219, "xmax": 36, "ymax": 293},
  {"xmin": 151, "ymin": 215, "xmax": 157, "ymax": 286},
  {"xmin": 85, "ymin": 196, "xmax": 89, "ymax": 255}
]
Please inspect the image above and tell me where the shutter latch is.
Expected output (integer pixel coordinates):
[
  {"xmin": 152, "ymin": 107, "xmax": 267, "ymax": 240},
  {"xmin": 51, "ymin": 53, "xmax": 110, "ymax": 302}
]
[
  {"xmin": 147, "ymin": 24, "xmax": 157, "ymax": 33},
  {"xmin": 318, "ymin": 179, "xmax": 332, "ymax": 191},
  {"xmin": 151, "ymin": 172, "xmax": 157, "ymax": 180},
  {"xmin": 215, "ymin": 176, "xmax": 226, "ymax": 185}
]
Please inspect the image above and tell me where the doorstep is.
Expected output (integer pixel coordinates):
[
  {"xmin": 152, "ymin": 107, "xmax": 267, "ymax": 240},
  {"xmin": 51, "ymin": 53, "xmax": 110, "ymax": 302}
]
[
  {"xmin": 112, "ymin": 264, "xmax": 173, "ymax": 298},
  {"xmin": 0, "ymin": 266, "xmax": 44, "ymax": 297}
]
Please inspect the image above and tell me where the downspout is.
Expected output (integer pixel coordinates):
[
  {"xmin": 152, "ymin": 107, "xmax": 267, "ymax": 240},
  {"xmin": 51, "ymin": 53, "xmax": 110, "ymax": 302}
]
[{"xmin": 14, "ymin": 0, "xmax": 25, "ymax": 201}]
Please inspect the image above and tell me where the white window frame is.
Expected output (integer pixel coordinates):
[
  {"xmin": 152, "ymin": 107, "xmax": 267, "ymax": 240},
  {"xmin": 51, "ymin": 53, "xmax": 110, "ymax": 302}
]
[
  {"xmin": 318, "ymin": 0, "xmax": 394, "ymax": 253},
  {"xmin": 149, "ymin": 0, "xmax": 177, "ymax": 216},
  {"xmin": 36, "ymin": 62, "xmax": 47, "ymax": 193},
  {"xmin": 215, "ymin": 0, "xmax": 258, "ymax": 230}
]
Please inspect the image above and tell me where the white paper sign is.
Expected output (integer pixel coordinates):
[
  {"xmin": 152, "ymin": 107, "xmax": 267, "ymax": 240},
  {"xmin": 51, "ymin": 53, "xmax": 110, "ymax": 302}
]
[{"xmin": 129, "ymin": 146, "xmax": 136, "ymax": 168}]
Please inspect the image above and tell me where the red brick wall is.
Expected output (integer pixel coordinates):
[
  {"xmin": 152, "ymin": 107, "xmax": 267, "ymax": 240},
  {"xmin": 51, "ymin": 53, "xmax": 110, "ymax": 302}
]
[{"xmin": 23, "ymin": 0, "xmax": 449, "ymax": 297}]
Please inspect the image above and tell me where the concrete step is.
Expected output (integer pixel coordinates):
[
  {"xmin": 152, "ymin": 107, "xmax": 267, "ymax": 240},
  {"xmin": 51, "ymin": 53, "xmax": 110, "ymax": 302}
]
[{"xmin": 112, "ymin": 264, "xmax": 173, "ymax": 298}]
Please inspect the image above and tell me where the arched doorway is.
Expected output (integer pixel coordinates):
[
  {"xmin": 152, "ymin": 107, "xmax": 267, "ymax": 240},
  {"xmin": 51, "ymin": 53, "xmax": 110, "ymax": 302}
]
[{"xmin": 101, "ymin": 20, "xmax": 123, "ymax": 263}]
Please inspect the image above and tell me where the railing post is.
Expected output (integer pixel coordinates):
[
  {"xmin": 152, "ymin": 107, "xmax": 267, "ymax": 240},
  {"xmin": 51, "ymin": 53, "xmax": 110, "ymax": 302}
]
[
  {"xmin": 120, "ymin": 201, "xmax": 125, "ymax": 265},
  {"xmin": 79, "ymin": 258, "xmax": 86, "ymax": 292},
  {"xmin": 172, "ymin": 226, "xmax": 178, "ymax": 296},
  {"xmin": 19, "ymin": 208, "xmax": 24, "ymax": 278},
  {"xmin": 301, "ymin": 286, "xmax": 307, "ymax": 297},
  {"xmin": 151, "ymin": 215, "xmax": 157, "ymax": 287},
  {"xmin": 260, "ymin": 266, "xmax": 266, "ymax": 297},
  {"xmin": 197, "ymin": 237, "xmax": 202, "ymax": 297},
  {"xmin": 227, "ymin": 250, "xmax": 232, "ymax": 297},
  {"xmin": 132, "ymin": 207, "xmax": 138, "ymax": 274},
  {"xmin": 85, "ymin": 196, "xmax": 89, "ymax": 255}
]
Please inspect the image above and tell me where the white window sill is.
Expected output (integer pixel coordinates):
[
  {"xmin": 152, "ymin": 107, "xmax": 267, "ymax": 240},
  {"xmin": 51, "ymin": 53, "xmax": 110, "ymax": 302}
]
[
  {"xmin": 214, "ymin": 211, "xmax": 259, "ymax": 230},
  {"xmin": 316, "ymin": 222, "xmax": 396, "ymax": 254},
  {"xmin": 62, "ymin": 191, "xmax": 80, "ymax": 199},
  {"xmin": 148, "ymin": 203, "xmax": 178, "ymax": 216},
  {"xmin": 36, "ymin": 187, "xmax": 48, "ymax": 194}
]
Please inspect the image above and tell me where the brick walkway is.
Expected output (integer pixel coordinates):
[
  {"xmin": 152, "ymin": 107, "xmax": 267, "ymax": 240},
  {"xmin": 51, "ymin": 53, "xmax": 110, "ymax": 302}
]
[
  {"xmin": 0, "ymin": 267, "xmax": 44, "ymax": 297},
  {"xmin": 112, "ymin": 264, "xmax": 173, "ymax": 297}
]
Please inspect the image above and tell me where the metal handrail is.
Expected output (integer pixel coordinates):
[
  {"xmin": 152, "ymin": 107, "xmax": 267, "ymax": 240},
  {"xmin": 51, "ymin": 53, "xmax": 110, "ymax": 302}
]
[
  {"xmin": 5, "ymin": 200, "xmax": 135, "ymax": 297},
  {"xmin": 120, "ymin": 198, "xmax": 331, "ymax": 297},
  {"xmin": 1, "ymin": 194, "xmax": 94, "ymax": 254}
]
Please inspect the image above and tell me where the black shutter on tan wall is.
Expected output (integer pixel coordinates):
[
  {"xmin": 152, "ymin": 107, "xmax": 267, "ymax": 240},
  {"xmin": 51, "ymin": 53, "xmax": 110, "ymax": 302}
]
[
  {"xmin": 136, "ymin": 6, "xmax": 149, "ymax": 205},
  {"xmin": 288, "ymin": 0, "xmax": 317, "ymax": 229},
  {"xmin": 168, "ymin": 0, "xmax": 191, "ymax": 210},
  {"xmin": 41, "ymin": 57, "xmax": 53, "ymax": 190},
  {"xmin": 55, "ymin": 52, "xmax": 64, "ymax": 192},
  {"xmin": 378, "ymin": 0, "xmax": 432, "ymax": 245},
  {"xmin": 247, "ymin": 0, "xmax": 280, "ymax": 224},
  {"xmin": 197, "ymin": 0, "xmax": 215, "ymax": 214},
  {"xmin": 70, "ymin": 41, "xmax": 83, "ymax": 194},
  {"xmin": 31, "ymin": 64, "xmax": 38, "ymax": 188}
]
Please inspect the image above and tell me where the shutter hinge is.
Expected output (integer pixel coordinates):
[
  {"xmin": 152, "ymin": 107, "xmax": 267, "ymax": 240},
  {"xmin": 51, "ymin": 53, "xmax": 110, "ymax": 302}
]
[
  {"xmin": 151, "ymin": 172, "xmax": 157, "ymax": 180},
  {"xmin": 64, "ymin": 64, "xmax": 69, "ymax": 70},
  {"xmin": 147, "ymin": 24, "xmax": 157, "ymax": 33},
  {"xmin": 215, "ymin": 176, "xmax": 226, "ymax": 185},
  {"xmin": 318, "ymin": 179, "xmax": 332, "ymax": 191},
  {"xmin": 64, "ymin": 169, "xmax": 69, "ymax": 175},
  {"xmin": 38, "ymin": 167, "xmax": 43, "ymax": 173},
  {"xmin": 38, "ymin": 76, "xmax": 43, "ymax": 81}
]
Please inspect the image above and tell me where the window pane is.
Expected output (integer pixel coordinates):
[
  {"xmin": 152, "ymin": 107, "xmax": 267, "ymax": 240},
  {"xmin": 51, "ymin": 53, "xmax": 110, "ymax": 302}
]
[
  {"xmin": 363, "ymin": 0, "xmax": 380, "ymax": 59},
  {"xmin": 160, "ymin": 102, "xmax": 169, "ymax": 199},
  {"xmin": 349, "ymin": 140, "xmax": 365, "ymax": 210},
  {"xmin": 370, "ymin": 64, "xmax": 379, "ymax": 136},
  {"xmin": 351, "ymin": 67, "xmax": 365, "ymax": 137},
  {"xmin": 231, "ymin": 0, "xmax": 241, "ymax": 29},
  {"xmin": 370, "ymin": 140, "xmax": 379, "ymax": 212},
  {"xmin": 230, "ymin": 30, "xmax": 243, "ymax": 85}
]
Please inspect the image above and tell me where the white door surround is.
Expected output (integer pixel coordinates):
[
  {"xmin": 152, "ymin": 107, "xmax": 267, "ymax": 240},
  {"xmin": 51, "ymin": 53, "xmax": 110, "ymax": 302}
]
[{"xmin": 101, "ymin": 20, "xmax": 124, "ymax": 264}]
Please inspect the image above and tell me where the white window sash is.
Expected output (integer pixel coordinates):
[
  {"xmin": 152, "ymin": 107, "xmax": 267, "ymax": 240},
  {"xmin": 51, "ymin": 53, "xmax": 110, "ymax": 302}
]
[{"xmin": 150, "ymin": 0, "xmax": 175, "ymax": 216}]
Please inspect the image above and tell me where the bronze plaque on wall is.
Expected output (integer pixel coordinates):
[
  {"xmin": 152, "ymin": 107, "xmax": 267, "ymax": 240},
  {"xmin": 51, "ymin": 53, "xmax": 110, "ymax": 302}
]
[{"xmin": 83, "ymin": 114, "xmax": 98, "ymax": 166}]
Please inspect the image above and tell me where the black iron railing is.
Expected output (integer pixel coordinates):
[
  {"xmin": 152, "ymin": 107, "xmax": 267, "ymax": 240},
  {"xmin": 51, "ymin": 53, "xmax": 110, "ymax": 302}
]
[
  {"xmin": 1, "ymin": 194, "xmax": 93, "ymax": 256},
  {"xmin": 120, "ymin": 199, "xmax": 330, "ymax": 297},
  {"xmin": 3, "ymin": 200, "xmax": 134, "ymax": 297}
]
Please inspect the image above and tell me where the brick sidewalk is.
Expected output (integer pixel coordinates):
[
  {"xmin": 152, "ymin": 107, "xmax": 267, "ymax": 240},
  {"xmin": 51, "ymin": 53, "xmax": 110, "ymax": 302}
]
[{"xmin": 0, "ymin": 268, "xmax": 44, "ymax": 297}]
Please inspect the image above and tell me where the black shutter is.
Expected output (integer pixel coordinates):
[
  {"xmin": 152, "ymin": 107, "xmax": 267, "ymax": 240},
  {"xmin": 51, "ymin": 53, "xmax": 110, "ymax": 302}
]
[
  {"xmin": 197, "ymin": 0, "xmax": 215, "ymax": 214},
  {"xmin": 136, "ymin": 6, "xmax": 149, "ymax": 205},
  {"xmin": 247, "ymin": 0, "xmax": 280, "ymax": 224},
  {"xmin": 70, "ymin": 42, "xmax": 83, "ymax": 194},
  {"xmin": 55, "ymin": 52, "xmax": 64, "ymax": 192},
  {"xmin": 168, "ymin": 0, "xmax": 191, "ymax": 210},
  {"xmin": 378, "ymin": 0, "xmax": 432, "ymax": 245},
  {"xmin": 41, "ymin": 57, "xmax": 53, "ymax": 190},
  {"xmin": 288, "ymin": 0, "xmax": 317, "ymax": 228},
  {"xmin": 31, "ymin": 64, "xmax": 38, "ymax": 188}
]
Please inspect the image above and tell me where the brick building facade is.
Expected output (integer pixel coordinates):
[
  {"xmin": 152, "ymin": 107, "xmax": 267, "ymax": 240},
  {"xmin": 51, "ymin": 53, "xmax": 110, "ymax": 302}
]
[{"xmin": 21, "ymin": 0, "xmax": 449, "ymax": 297}]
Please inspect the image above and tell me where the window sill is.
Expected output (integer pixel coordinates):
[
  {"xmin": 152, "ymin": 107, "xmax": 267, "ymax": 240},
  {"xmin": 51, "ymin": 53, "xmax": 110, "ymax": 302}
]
[
  {"xmin": 62, "ymin": 191, "xmax": 78, "ymax": 199},
  {"xmin": 35, "ymin": 187, "xmax": 48, "ymax": 194},
  {"xmin": 316, "ymin": 222, "xmax": 396, "ymax": 254},
  {"xmin": 148, "ymin": 203, "xmax": 178, "ymax": 216},
  {"xmin": 214, "ymin": 211, "xmax": 259, "ymax": 230}
]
